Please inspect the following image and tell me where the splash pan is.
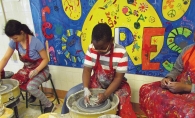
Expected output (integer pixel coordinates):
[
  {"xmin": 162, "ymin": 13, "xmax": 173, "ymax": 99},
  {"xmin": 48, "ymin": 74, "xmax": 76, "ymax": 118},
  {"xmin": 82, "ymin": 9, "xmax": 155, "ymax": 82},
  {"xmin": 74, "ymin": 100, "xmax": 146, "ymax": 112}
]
[
  {"xmin": 0, "ymin": 84, "xmax": 13, "ymax": 93},
  {"xmin": 66, "ymin": 88, "xmax": 119, "ymax": 118}
]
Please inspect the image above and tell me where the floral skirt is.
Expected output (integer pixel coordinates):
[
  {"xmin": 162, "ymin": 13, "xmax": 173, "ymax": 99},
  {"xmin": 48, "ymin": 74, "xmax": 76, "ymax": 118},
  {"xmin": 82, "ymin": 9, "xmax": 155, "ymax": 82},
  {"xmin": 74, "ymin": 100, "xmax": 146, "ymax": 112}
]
[{"xmin": 139, "ymin": 81, "xmax": 195, "ymax": 118}]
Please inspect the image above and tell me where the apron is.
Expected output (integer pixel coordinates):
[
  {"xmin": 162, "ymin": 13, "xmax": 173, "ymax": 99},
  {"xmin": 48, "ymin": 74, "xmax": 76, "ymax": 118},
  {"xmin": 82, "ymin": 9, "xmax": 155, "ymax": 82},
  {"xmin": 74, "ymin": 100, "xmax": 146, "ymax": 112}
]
[
  {"xmin": 11, "ymin": 35, "xmax": 47, "ymax": 88},
  {"xmin": 140, "ymin": 46, "xmax": 195, "ymax": 118},
  {"xmin": 0, "ymin": 69, "xmax": 5, "ymax": 79},
  {"xmin": 89, "ymin": 44, "xmax": 136, "ymax": 118}
]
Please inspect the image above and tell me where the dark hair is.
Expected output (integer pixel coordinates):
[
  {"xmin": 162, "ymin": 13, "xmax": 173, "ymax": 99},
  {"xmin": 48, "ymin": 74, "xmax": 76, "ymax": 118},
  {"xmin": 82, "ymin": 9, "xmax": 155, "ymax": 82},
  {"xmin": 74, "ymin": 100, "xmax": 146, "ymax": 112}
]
[
  {"xmin": 92, "ymin": 23, "xmax": 112, "ymax": 42},
  {"xmin": 4, "ymin": 20, "xmax": 34, "ymax": 37}
]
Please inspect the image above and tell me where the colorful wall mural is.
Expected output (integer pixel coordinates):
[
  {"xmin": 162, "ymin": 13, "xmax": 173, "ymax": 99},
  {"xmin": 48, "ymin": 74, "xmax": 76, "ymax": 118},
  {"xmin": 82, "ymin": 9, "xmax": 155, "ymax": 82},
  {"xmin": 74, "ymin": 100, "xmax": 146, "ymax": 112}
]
[{"xmin": 30, "ymin": 0, "xmax": 195, "ymax": 77}]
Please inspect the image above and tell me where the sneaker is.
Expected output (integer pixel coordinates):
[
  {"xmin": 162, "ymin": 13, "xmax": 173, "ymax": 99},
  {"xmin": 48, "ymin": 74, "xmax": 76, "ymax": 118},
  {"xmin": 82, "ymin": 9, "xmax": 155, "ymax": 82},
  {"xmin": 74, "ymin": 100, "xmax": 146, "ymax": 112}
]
[
  {"xmin": 44, "ymin": 103, "xmax": 56, "ymax": 113},
  {"xmin": 28, "ymin": 95, "xmax": 36, "ymax": 103}
]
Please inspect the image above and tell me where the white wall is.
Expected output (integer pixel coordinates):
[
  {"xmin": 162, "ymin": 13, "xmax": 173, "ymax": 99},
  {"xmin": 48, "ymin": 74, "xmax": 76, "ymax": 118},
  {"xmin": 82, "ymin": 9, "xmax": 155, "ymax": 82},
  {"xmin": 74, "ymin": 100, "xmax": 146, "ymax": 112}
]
[{"xmin": 0, "ymin": 0, "xmax": 162, "ymax": 103}]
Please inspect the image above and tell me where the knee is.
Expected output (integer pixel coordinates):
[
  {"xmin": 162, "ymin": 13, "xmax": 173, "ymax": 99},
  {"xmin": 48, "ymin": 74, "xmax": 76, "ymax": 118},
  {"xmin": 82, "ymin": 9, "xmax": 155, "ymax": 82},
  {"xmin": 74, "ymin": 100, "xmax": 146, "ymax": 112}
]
[
  {"xmin": 27, "ymin": 84, "xmax": 37, "ymax": 91},
  {"xmin": 65, "ymin": 88, "xmax": 77, "ymax": 100},
  {"xmin": 64, "ymin": 84, "xmax": 83, "ymax": 100}
]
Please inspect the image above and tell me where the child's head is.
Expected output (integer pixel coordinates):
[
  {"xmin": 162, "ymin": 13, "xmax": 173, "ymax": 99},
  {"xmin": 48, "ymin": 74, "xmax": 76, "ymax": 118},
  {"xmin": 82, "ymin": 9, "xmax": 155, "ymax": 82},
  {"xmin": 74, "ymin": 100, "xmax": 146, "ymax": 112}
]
[
  {"xmin": 4, "ymin": 20, "xmax": 33, "ymax": 42},
  {"xmin": 92, "ymin": 23, "xmax": 112, "ymax": 42},
  {"xmin": 91, "ymin": 23, "xmax": 113, "ymax": 54}
]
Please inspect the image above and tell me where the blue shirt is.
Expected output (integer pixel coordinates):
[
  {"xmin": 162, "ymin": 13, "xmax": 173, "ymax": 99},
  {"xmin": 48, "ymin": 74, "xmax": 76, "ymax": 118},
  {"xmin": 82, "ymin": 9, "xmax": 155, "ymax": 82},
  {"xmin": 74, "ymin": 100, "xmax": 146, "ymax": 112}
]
[{"xmin": 9, "ymin": 36, "xmax": 44, "ymax": 60}]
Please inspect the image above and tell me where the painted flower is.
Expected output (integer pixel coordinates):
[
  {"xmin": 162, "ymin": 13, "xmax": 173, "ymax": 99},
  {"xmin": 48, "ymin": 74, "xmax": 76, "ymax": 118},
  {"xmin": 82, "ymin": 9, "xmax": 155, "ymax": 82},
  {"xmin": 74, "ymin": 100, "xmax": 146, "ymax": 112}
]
[{"xmin": 139, "ymin": 2, "xmax": 148, "ymax": 12}]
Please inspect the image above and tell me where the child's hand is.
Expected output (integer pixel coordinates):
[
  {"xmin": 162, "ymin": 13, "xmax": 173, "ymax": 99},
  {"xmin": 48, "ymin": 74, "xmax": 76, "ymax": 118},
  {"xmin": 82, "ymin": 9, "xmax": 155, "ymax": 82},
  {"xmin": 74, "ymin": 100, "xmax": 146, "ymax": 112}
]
[
  {"xmin": 166, "ymin": 82, "xmax": 184, "ymax": 93},
  {"xmin": 161, "ymin": 77, "xmax": 172, "ymax": 88},
  {"xmin": 29, "ymin": 69, "xmax": 38, "ymax": 79},
  {"xmin": 97, "ymin": 93, "xmax": 107, "ymax": 104},
  {"xmin": 84, "ymin": 87, "xmax": 91, "ymax": 107}
]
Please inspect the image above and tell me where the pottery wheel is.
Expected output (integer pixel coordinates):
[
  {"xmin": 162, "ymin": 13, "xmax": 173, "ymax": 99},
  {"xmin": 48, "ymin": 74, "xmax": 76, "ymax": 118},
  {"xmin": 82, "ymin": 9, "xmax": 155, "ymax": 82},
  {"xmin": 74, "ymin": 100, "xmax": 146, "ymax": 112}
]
[
  {"xmin": 0, "ymin": 84, "xmax": 13, "ymax": 94},
  {"xmin": 76, "ymin": 96, "xmax": 111, "ymax": 113}
]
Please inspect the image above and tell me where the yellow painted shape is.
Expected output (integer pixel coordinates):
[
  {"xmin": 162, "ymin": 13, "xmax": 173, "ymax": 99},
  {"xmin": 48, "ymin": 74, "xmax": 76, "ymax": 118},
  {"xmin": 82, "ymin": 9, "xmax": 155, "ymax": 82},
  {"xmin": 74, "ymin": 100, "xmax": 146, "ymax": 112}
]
[
  {"xmin": 65, "ymin": 52, "xmax": 70, "ymax": 58},
  {"xmin": 62, "ymin": 45, "xmax": 66, "ymax": 50},
  {"xmin": 81, "ymin": 0, "xmax": 163, "ymax": 65},
  {"xmin": 120, "ymin": 32, "xmax": 126, "ymax": 41},
  {"xmin": 61, "ymin": 37, "xmax": 67, "ymax": 42},
  {"xmin": 162, "ymin": 0, "xmax": 191, "ymax": 21},
  {"xmin": 76, "ymin": 30, "xmax": 82, "ymax": 37},
  {"xmin": 71, "ymin": 56, "xmax": 76, "ymax": 62},
  {"xmin": 67, "ymin": 29, "xmax": 71, "ymax": 37},
  {"xmin": 62, "ymin": 0, "xmax": 81, "ymax": 20},
  {"xmin": 81, "ymin": 0, "xmax": 119, "ymax": 53},
  {"xmin": 118, "ymin": 1, "xmax": 163, "ymax": 65}
]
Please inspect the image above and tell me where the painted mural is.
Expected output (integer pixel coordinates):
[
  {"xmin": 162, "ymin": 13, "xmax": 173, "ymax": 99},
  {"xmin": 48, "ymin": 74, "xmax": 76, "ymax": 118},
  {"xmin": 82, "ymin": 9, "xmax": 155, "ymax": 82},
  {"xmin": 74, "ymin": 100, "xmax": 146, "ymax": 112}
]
[{"xmin": 30, "ymin": 0, "xmax": 195, "ymax": 77}]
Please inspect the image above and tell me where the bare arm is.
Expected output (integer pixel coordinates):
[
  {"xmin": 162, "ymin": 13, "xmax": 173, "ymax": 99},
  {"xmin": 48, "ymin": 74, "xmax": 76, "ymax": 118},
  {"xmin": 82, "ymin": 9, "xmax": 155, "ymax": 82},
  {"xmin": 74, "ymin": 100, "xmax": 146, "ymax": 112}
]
[
  {"xmin": 0, "ymin": 47, "xmax": 14, "ymax": 74},
  {"xmin": 97, "ymin": 72, "xmax": 124, "ymax": 104},
  {"xmin": 104, "ymin": 72, "xmax": 124, "ymax": 98},
  {"xmin": 82, "ymin": 66, "xmax": 92, "ymax": 88},
  {"xmin": 35, "ymin": 49, "xmax": 49, "ymax": 72}
]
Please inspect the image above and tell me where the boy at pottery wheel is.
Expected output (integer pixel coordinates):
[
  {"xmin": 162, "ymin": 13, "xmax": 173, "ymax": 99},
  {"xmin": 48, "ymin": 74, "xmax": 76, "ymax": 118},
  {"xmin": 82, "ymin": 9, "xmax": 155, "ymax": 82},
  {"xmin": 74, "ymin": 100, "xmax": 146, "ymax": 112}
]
[{"xmin": 62, "ymin": 23, "xmax": 136, "ymax": 118}]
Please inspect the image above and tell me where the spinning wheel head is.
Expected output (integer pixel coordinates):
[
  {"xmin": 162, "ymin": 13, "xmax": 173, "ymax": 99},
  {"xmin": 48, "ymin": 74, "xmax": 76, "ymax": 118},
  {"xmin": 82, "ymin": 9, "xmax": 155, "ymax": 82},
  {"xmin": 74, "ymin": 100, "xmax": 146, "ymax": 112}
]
[{"xmin": 76, "ymin": 96, "xmax": 111, "ymax": 113}]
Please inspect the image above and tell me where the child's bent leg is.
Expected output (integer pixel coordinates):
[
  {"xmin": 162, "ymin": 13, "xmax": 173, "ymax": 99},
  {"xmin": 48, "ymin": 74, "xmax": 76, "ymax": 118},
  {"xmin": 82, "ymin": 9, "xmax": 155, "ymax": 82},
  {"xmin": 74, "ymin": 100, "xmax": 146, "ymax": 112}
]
[
  {"xmin": 61, "ymin": 83, "xmax": 83, "ymax": 114},
  {"xmin": 27, "ymin": 73, "xmax": 52, "ymax": 107}
]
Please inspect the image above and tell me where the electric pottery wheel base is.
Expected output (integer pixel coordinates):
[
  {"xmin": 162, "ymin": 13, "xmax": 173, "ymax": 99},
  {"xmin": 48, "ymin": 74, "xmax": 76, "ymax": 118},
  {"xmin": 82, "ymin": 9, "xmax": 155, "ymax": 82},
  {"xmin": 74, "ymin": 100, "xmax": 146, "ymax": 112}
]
[
  {"xmin": 0, "ymin": 104, "xmax": 5, "ymax": 116},
  {"xmin": 98, "ymin": 114, "xmax": 121, "ymax": 118},
  {"xmin": 0, "ymin": 79, "xmax": 20, "ymax": 104},
  {"xmin": 67, "ymin": 89, "xmax": 119, "ymax": 118}
]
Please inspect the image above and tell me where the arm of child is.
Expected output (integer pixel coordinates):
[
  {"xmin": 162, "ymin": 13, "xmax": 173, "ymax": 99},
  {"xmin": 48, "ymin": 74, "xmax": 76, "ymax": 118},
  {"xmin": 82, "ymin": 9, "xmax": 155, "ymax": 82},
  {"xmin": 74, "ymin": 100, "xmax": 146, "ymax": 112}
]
[
  {"xmin": 98, "ymin": 72, "xmax": 124, "ymax": 104},
  {"xmin": 29, "ymin": 49, "xmax": 49, "ymax": 78},
  {"xmin": 0, "ymin": 47, "xmax": 14, "ymax": 78}
]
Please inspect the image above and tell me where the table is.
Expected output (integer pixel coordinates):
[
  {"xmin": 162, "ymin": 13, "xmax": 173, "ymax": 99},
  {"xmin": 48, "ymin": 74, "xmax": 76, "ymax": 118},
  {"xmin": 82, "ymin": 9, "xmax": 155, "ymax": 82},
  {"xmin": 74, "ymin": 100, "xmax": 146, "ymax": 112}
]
[
  {"xmin": 38, "ymin": 113, "xmax": 71, "ymax": 118},
  {"xmin": 0, "ymin": 108, "xmax": 14, "ymax": 118}
]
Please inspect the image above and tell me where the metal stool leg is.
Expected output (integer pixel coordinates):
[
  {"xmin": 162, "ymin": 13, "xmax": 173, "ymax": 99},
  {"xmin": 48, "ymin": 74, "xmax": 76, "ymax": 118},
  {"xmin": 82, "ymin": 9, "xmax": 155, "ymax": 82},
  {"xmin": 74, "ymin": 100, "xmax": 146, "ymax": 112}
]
[
  {"xmin": 49, "ymin": 77, "xmax": 60, "ymax": 104},
  {"xmin": 39, "ymin": 100, "xmax": 43, "ymax": 113},
  {"xmin": 14, "ymin": 105, "xmax": 19, "ymax": 118},
  {"xmin": 20, "ymin": 91, "xmax": 25, "ymax": 100},
  {"xmin": 26, "ymin": 91, "xmax": 28, "ymax": 108},
  {"xmin": 41, "ymin": 84, "xmax": 44, "ymax": 92}
]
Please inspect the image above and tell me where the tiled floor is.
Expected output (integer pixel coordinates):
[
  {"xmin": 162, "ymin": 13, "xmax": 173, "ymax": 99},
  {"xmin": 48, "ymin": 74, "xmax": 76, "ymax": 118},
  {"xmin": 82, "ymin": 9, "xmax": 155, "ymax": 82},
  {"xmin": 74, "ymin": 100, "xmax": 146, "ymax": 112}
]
[
  {"xmin": 11, "ymin": 95, "xmax": 64, "ymax": 118},
  {"xmin": 9, "ymin": 94, "xmax": 147, "ymax": 118}
]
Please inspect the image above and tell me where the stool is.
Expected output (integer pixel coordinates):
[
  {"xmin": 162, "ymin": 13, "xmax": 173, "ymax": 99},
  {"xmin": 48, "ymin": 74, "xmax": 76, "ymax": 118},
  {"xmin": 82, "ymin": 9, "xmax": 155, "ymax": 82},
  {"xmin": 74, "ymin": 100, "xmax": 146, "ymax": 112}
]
[{"xmin": 20, "ymin": 73, "xmax": 60, "ymax": 113}]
